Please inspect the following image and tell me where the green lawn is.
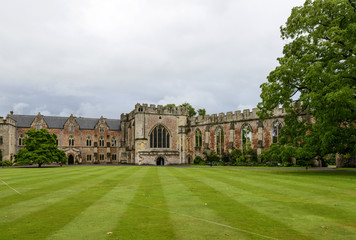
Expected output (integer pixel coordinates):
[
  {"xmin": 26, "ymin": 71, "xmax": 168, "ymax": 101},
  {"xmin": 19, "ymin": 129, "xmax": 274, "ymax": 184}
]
[{"xmin": 0, "ymin": 166, "xmax": 355, "ymax": 240}]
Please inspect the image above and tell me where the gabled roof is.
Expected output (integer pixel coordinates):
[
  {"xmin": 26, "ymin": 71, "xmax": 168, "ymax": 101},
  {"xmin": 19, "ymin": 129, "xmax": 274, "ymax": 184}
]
[
  {"xmin": 43, "ymin": 116, "xmax": 68, "ymax": 128},
  {"xmin": 106, "ymin": 119, "xmax": 121, "ymax": 131},
  {"xmin": 9, "ymin": 114, "xmax": 121, "ymax": 130},
  {"xmin": 9, "ymin": 115, "xmax": 36, "ymax": 128},
  {"xmin": 75, "ymin": 118, "xmax": 100, "ymax": 130}
]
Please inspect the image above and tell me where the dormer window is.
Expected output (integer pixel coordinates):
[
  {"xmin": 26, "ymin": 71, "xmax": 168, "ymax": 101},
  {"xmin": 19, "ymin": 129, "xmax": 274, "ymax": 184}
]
[
  {"xmin": 99, "ymin": 125, "xmax": 104, "ymax": 133},
  {"xmin": 69, "ymin": 124, "xmax": 74, "ymax": 132},
  {"xmin": 36, "ymin": 123, "xmax": 42, "ymax": 130}
]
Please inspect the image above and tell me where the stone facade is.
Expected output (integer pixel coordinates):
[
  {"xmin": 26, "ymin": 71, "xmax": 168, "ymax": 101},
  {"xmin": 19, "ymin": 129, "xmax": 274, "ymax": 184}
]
[
  {"xmin": 0, "ymin": 112, "xmax": 120, "ymax": 164},
  {"xmin": 0, "ymin": 103, "xmax": 288, "ymax": 165}
]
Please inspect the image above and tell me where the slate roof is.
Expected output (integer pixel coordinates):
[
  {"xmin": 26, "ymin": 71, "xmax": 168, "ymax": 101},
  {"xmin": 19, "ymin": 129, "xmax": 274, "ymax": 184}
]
[
  {"xmin": 9, "ymin": 115, "xmax": 36, "ymax": 128},
  {"xmin": 9, "ymin": 114, "xmax": 121, "ymax": 130}
]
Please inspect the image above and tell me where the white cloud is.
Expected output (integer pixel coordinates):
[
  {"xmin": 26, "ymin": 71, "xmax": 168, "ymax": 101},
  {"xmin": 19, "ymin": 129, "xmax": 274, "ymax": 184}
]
[
  {"xmin": 0, "ymin": 0, "xmax": 306, "ymax": 118},
  {"xmin": 13, "ymin": 103, "xmax": 29, "ymax": 114}
]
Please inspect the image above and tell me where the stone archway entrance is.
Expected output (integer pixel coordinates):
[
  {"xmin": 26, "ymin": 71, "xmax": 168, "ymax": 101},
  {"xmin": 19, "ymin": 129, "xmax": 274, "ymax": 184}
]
[
  {"xmin": 68, "ymin": 155, "xmax": 74, "ymax": 165},
  {"xmin": 156, "ymin": 157, "xmax": 165, "ymax": 166}
]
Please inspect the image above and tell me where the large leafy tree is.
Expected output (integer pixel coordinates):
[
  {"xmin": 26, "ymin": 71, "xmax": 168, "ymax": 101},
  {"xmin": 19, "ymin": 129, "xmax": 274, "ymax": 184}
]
[
  {"xmin": 15, "ymin": 129, "xmax": 67, "ymax": 167},
  {"xmin": 258, "ymin": 0, "xmax": 356, "ymax": 159}
]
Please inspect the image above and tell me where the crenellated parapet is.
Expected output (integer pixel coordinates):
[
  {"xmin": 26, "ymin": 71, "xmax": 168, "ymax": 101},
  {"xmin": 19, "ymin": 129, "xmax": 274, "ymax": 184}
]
[
  {"xmin": 121, "ymin": 103, "xmax": 189, "ymax": 122},
  {"xmin": 190, "ymin": 107, "xmax": 286, "ymax": 125},
  {"xmin": 0, "ymin": 116, "xmax": 17, "ymax": 126}
]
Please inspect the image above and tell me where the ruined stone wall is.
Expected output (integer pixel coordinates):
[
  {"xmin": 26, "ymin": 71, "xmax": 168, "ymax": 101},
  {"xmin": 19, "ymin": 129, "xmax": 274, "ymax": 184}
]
[{"xmin": 188, "ymin": 108, "xmax": 286, "ymax": 160}]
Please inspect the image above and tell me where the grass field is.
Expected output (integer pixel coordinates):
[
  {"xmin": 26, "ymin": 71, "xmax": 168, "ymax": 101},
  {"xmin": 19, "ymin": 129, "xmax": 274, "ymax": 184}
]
[{"xmin": 0, "ymin": 166, "xmax": 355, "ymax": 240}]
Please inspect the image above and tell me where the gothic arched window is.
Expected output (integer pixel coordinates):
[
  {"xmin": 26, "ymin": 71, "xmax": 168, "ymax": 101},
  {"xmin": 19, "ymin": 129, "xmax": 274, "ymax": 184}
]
[
  {"xmin": 216, "ymin": 127, "xmax": 224, "ymax": 155},
  {"xmin": 242, "ymin": 124, "xmax": 252, "ymax": 151},
  {"xmin": 86, "ymin": 136, "xmax": 92, "ymax": 146},
  {"xmin": 69, "ymin": 124, "xmax": 74, "ymax": 132},
  {"xmin": 150, "ymin": 125, "xmax": 170, "ymax": 148},
  {"xmin": 19, "ymin": 134, "xmax": 24, "ymax": 146},
  {"xmin": 99, "ymin": 136, "xmax": 105, "ymax": 147},
  {"xmin": 273, "ymin": 121, "xmax": 283, "ymax": 143},
  {"xmin": 69, "ymin": 136, "xmax": 74, "ymax": 146},
  {"xmin": 195, "ymin": 129, "xmax": 202, "ymax": 148},
  {"xmin": 111, "ymin": 137, "xmax": 117, "ymax": 147}
]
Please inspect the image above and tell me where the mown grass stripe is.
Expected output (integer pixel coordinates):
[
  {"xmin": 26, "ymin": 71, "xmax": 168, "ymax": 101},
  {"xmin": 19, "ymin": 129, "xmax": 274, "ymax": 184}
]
[
  {"xmin": 205, "ymin": 168, "xmax": 356, "ymax": 219},
  {"xmin": 47, "ymin": 167, "xmax": 147, "ymax": 240},
  {"xmin": 219, "ymin": 168, "xmax": 356, "ymax": 191},
  {"xmin": 0, "ymin": 167, "xmax": 104, "ymax": 199},
  {"xmin": 159, "ymin": 168, "xmax": 251, "ymax": 240},
  {"xmin": 0, "ymin": 167, "xmax": 129, "ymax": 225},
  {"xmin": 171, "ymin": 168, "xmax": 311, "ymax": 240},
  {"xmin": 0, "ymin": 167, "xmax": 137, "ymax": 240},
  {"xmin": 0, "ymin": 167, "xmax": 113, "ymax": 209},
  {"xmin": 108, "ymin": 167, "xmax": 176, "ymax": 240},
  {"xmin": 191, "ymin": 168, "xmax": 356, "ymax": 239}
]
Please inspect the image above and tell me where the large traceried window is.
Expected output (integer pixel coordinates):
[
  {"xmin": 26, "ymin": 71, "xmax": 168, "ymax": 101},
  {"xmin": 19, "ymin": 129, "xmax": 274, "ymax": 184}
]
[
  {"xmin": 195, "ymin": 129, "xmax": 202, "ymax": 148},
  {"xmin": 242, "ymin": 124, "xmax": 252, "ymax": 151},
  {"xmin": 273, "ymin": 121, "xmax": 283, "ymax": 143},
  {"xmin": 150, "ymin": 125, "xmax": 170, "ymax": 148},
  {"xmin": 216, "ymin": 127, "xmax": 224, "ymax": 155}
]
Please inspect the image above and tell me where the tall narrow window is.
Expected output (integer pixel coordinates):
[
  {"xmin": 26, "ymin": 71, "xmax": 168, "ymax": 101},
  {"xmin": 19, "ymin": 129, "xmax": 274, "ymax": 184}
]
[
  {"xmin": 69, "ymin": 136, "xmax": 74, "ymax": 146},
  {"xmin": 99, "ymin": 136, "xmax": 105, "ymax": 147},
  {"xmin": 86, "ymin": 137, "xmax": 92, "ymax": 146},
  {"xmin": 69, "ymin": 124, "xmax": 74, "ymax": 132},
  {"xmin": 242, "ymin": 124, "xmax": 252, "ymax": 151},
  {"xmin": 111, "ymin": 137, "xmax": 117, "ymax": 147},
  {"xmin": 273, "ymin": 121, "xmax": 283, "ymax": 143},
  {"xmin": 36, "ymin": 123, "xmax": 42, "ymax": 130},
  {"xmin": 150, "ymin": 125, "xmax": 170, "ymax": 148},
  {"xmin": 18, "ymin": 134, "xmax": 24, "ymax": 146},
  {"xmin": 0, "ymin": 136, "xmax": 3, "ymax": 145},
  {"xmin": 99, "ymin": 125, "xmax": 105, "ymax": 133},
  {"xmin": 216, "ymin": 128, "xmax": 224, "ymax": 155},
  {"xmin": 195, "ymin": 129, "xmax": 202, "ymax": 148}
]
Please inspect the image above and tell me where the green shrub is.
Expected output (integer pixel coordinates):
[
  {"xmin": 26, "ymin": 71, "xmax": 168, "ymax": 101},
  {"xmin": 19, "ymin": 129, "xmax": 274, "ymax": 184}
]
[
  {"xmin": 0, "ymin": 160, "xmax": 13, "ymax": 167},
  {"xmin": 193, "ymin": 156, "xmax": 203, "ymax": 165}
]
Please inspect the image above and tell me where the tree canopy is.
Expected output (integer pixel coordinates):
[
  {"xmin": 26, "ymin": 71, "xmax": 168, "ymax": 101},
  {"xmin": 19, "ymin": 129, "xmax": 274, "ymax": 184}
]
[
  {"xmin": 15, "ymin": 128, "xmax": 67, "ymax": 167},
  {"xmin": 165, "ymin": 103, "xmax": 206, "ymax": 118},
  {"xmin": 258, "ymin": 0, "xmax": 356, "ymax": 161}
]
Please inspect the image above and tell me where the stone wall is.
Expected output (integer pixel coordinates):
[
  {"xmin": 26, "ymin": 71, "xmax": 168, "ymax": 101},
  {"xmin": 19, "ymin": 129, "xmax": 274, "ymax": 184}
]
[{"xmin": 0, "ymin": 116, "xmax": 16, "ymax": 161}]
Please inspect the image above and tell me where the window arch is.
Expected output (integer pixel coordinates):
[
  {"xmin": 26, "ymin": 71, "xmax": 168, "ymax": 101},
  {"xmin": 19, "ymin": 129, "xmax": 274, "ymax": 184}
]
[
  {"xmin": 69, "ymin": 136, "xmax": 74, "ymax": 146},
  {"xmin": 99, "ymin": 125, "xmax": 105, "ymax": 133},
  {"xmin": 150, "ymin": 125, "xmax": 170, "ymax": 148},
  {"xmin": 19, "ymin": 134, "xmax": 24, "ymax": 146},
  {"xmin": 86, "ymin": 136, "xmax": 92, "ymax": 146},
  {"xmin": 99, "ymin": 136, "xmax": 105, "ymax": 147},
  {"xmin": 111, "ymin": 137, "xmax": 117, "ymax": 147},
  {"xmin": 195, "ymin": 129, "xmax": 202, "ymax": 148},
  {"xmin": 241, "ymin": 124, "xmax": 252, "ymax": 151},
  {"xmin": 273, "ymin": 120, "xmax": 283, "ymax": 143},
  {"xmin": 216, "ymin": 127, "xmax": 224, "ymax": 155},
  {"xmin": 69, "ymin": 123, "xmax": 74, "ymax": 132}
]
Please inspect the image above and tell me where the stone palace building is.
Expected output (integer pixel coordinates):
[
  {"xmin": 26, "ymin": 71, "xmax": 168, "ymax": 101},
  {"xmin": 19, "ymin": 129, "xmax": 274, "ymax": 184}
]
[{"xmin": 0, "ymin": 104, "xmax": 287, "ymax": 165}]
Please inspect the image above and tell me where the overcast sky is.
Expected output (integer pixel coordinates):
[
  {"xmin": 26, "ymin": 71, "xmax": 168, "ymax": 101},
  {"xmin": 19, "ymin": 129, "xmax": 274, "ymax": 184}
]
[{"xmin": 0, "ymin": 0, "xmax": 305, "ymax": 119}]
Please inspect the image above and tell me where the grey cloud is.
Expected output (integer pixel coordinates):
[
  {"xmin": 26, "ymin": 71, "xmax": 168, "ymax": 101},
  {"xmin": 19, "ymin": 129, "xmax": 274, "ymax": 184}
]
[{"xmin": 0, "ymin": 0, "xmax": 305, "ymax": 118}]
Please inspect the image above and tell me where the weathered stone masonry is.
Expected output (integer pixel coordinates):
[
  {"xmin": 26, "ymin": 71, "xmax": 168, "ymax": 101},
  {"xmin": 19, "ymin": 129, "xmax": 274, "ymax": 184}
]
[{"xmin": 0, "ymin": 104, "xmax": 287, "ymax": 165}]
